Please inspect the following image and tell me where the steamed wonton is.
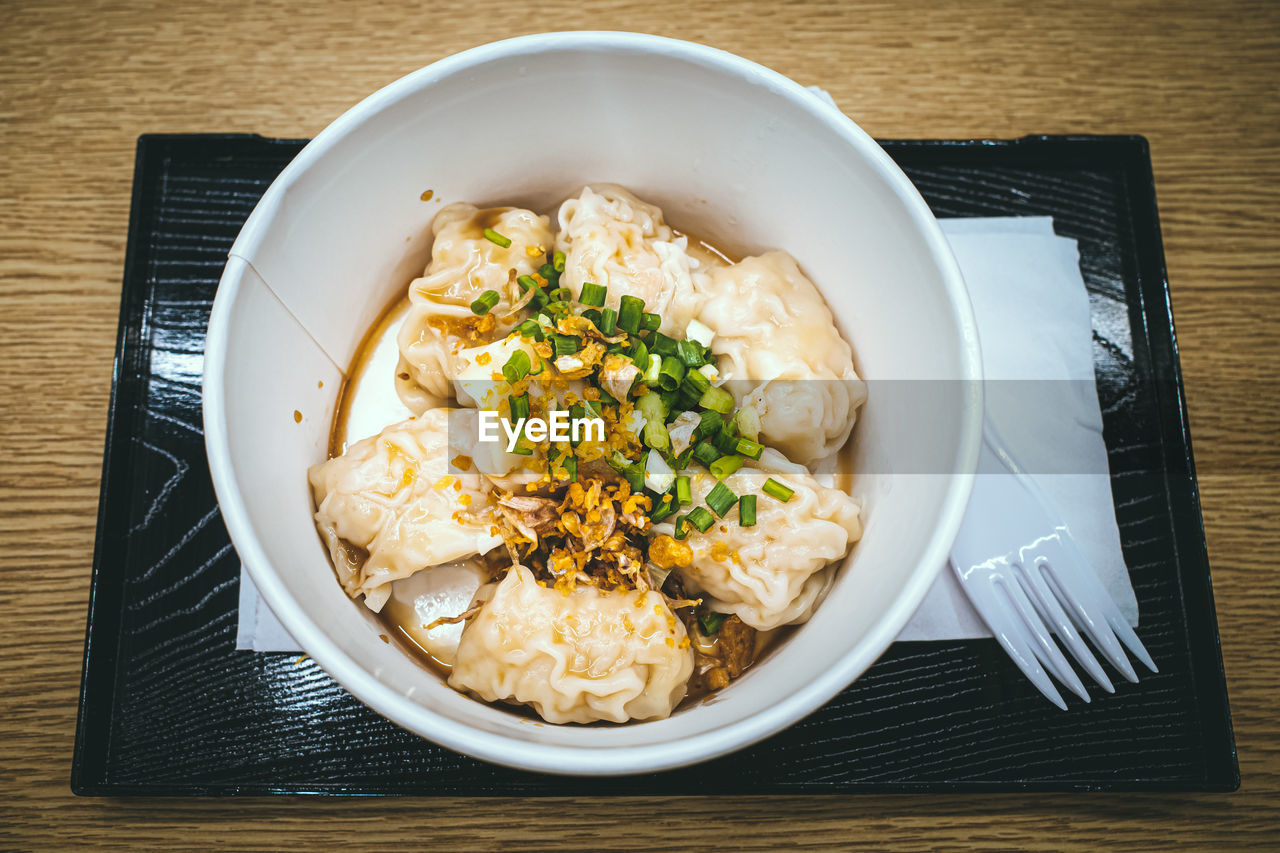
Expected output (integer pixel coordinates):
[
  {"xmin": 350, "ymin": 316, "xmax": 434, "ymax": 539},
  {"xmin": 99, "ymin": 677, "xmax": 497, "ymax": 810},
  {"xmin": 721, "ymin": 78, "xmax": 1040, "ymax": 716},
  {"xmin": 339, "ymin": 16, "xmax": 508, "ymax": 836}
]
[
  {"xmin": 308, "ymin": 408, "xmax": 502, "ymax": 612},
  {"xmin": 555, "ymin": 184, "xmax": 705, "ymax": 335},
  {"xmin": 652, "ymin": 449, "xmax": 862, "ymax": 631},
  {"xmin": 449, "ymin": 565, "xmax": 694, "ymax": 723},
  {"xmin": 397, "ymin": 203, "xmax": 553, "ymax": 408},
  {"xmin": 695, "ymin": 251, "xmax": 866, "ymax": 465}
]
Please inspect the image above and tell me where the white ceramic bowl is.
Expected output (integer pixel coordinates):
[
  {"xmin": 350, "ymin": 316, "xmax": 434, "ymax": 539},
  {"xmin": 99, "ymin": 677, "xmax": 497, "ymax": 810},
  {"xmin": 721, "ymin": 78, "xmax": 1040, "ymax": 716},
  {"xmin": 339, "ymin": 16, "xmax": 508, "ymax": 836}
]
[{"xmin": 203, "ymin": 31, "xmax": 982, "ymax": 775}]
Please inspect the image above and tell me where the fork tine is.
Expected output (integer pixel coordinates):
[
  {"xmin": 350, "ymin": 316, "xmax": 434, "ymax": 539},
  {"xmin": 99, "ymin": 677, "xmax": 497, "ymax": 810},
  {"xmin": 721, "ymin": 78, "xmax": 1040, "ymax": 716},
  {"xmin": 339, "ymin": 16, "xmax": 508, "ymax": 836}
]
[
  {"xmin": 1016, "ymin": 561, "xmax": 1115, "ymax": 693},
  {"xmin": 1107, "ymin": 610, "xmax": 1158, "ymax": 674},
  {"xmin": 997, "ymin": 574, "xmax": 1091, "ymax": 703},
  {"xmin": 1040, "ymin": 561, "xmax": 1139, "ymax": 683},
  {"xmin": 952, "ymin": 563, "xmax": 1067, "ymax": 710}
]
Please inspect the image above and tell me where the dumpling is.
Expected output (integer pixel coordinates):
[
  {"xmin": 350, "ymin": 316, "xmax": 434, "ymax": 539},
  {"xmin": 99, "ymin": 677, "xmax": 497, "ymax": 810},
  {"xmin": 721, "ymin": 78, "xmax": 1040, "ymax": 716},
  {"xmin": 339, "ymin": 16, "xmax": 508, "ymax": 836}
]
[
  {"xmin": 651, "ymin": 449, "xmax": 862, "ymax": 631},
  {"xmin": 397, "ymin": 203, "xmax": 553, "ymax": 408},
  {"xmin": 555, "ymin": 184, "xmax": 707, "ymax": 335},
  {"xmin": 381, "ymin": 558, "xmax": 494, "ymax": 667},
  {"xmin": 449, "ymin": 565, "xmax": 694, "ymax": 724},
  {"xmin": 695, "ymin": 251, "xmax": 866, "ymax": 465},
  {"xmin": 308, "ymin": 408, "xmax": 503, "ymax": 612}
]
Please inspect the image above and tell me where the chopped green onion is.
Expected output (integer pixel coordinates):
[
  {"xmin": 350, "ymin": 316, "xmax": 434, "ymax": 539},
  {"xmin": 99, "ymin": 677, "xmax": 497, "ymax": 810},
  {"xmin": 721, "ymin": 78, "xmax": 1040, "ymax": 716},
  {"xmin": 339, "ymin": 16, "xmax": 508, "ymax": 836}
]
[
  {"xmin": 502, "ymin": 350, "xmax": 531, "ymax": 384},
  {"xmin": 674, "ymin": 445, "xmax": 696, "ymax": 470},
  {"xmin": 638, "ymin": 393, "xmax": 669, "ymax": 449},
  {"xmin": 517, "ymin": 274, "xmax": 548, "ymax": 308},
  {"xmin": 550, "ymin": 333, "xmax": 580, "ymax": 358},
  {"xmin": 560, "ymin": 453, "xmax": 578, "ymax": 482},
  {"xmin": 630, "ymin": 339, "xmax": 650, "ymax": 372},
  {"xmin": 597, "ymin": 307, "xmax": 618, "ymax": 335},
  {"xmin": 734, "ymin": 437, "xmax": 764, "ymax": 460},
  {"xmin": 705, "ymin": 481, "xmax": 738, "ymax": 517},
  {"xmin": 596, "ymin": 388, "xmax": 618, "ymax": 407},
  {"xmin": 469, "ymin": 290, "xmax": 500, "ymax": 315},
  {"xmin": 694, "ymin": 409, "xmax": 724, "ymax": 441},
  {"xmin": 734, "ymin": 406, "xmax": 760, "ymax": 441},
  {"xmin": 508, "ymin": 394, "xmax": 529, "ymax": 422},
  {"xmin": 686, "ymin": 506, "xmax": 715, "ymax": 533},
  {"xmin": 543, "ymin": 300, "xmax": 570, "ymax": 316},
  {"xmin": 738, "ymin": 494, "xmax": 757, "ymax": 527},
  {"xmin": 552, "ymin": 249, "xmax": 566, "ymax": 272},
  {"xmin": 677, "ymin": 339, "xmax": 706, "ymax": 368},
  {"xmin": 606, "ymin": 341, "xmax": 627, "ymax": 355},
  {"xmin": 699, "ymin": 611, "xmax": 727, "ymax": 635},
  {"xmin": 692, "ymin": 440, "xmax": 720, "ymax": 468},
  {"xmin": 482, "ymin": 228, "xmax": 511, "ymax": 248},
  {"xmin": 609, "ymin": 451, "xmax": 645, "ymax": 492},
  {"xmin": 699, "ymin": 385, "xmax": 735, "ymax": 414},
  {"xmin": 618, "ymin": 295, "xmax": 645, "ymax": 334},
  {"xmin": 763, "ymin": 478, "xmax": 795, "ymax": 502},
  {"xmin": 641, "ymin": 312, "xmax": 662, "ymax": 332},
  {"xmin": 650, "ymin": 332, "xmax": 679, "ymax": 357},
  {"xmin": 516, "ymin": 318, "xmax": 543, "ymax": 341},
  {"xmin": 643, "ymin": 353, "xmax": 662, "ymax": 385},
  {"xmin": 580, "ymin": 308, "xmax": 602, "ymax": 327},
  {"xmin": 709, "ymin": 455, "xmax": 744, "ymax": 480},
  {"xmin": 675, "ymin": 475, "xmax": 692, "ymax": 506},
  {"xmin": 637, "ymin": 391, "xmax": 666, "ymax": 422},
  {"xmin": 657, "ymin": 356, "xmax": 686, "ymax": 391},
  {"xmin": 649, "ymin": 493, "xmax": 677, "ymax": 523},
  {"xmin": 582, "ymin": 399, "xmax": 603, "ymax": 420},
  {"xmin": 673, "ymin": 515, "xmax": 690, "ymax": 540},
  {"xmin": 681, "ymin": 369, "xmax": 711, "ymax": 398},
  {"xmin": 579, "ymin": 282, "xmax": 607, "ymax": 307},
  {"xmin": 540, "ymin": 262, "xmax": 557, "ymax": 280},
  {"xmin": 713, "ymin": 427, "xmax": 739, "ymax": 455},
  {"xmin": 548, "ymin": 287, "xmax": 572, "ymax": 302}
]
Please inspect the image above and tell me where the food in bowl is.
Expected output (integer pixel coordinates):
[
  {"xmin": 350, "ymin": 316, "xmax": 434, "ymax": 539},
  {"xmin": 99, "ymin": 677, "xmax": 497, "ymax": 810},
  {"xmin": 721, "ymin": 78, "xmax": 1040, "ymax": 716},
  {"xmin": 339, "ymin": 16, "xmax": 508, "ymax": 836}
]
[{"xmin": 307, "ymin": 183, "xmax": 867, "ymax": 724}]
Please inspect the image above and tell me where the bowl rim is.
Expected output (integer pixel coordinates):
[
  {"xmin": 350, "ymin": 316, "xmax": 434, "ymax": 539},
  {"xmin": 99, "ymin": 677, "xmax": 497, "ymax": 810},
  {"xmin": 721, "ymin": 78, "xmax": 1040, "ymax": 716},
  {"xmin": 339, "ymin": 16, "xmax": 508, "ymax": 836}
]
[{"xmin": 203, "ymin": 30, "xmax": 983, "ymax": 776}]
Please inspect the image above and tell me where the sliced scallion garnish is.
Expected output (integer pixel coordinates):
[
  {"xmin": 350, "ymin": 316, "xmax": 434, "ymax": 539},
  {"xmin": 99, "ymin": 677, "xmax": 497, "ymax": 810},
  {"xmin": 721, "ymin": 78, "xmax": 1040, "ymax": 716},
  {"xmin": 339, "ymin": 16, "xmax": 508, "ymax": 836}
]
[
  {"xmin": 734, "ymin": 437, "xmax": 764, "ymax": 460},
  {"xmin": 482, "ymin": 228, "xmax": 511, "ymax": 248},
  {"xmin": 738, "ymin": 494, "xmax": 757, "ymax": 527},
  {"xmin": 657, "ymin": 355, "xmax": 685, "ymax": 391},
  {"xmin": 641, "ymin": 312, "xmax": 661, "ymax": 332},
  {"xmin": 709, "ymin": 454, "xmax": 744, "ymax": 480},
  {"xmin": 618, "ymin": 295, "xmax": 645, "ymax": 334},
  {"xmin": 691, "ymin": 440, "xmax": 720, "ymax": 468},
  {"xmin": 699, "ymin": 385, "xmax": 735, "ymax": 414},
  {"xmin": 550, "ymin": 333, "xmax": 580, "ymax": 358},
  {"xmin": 677, "ymin": 339, "xmax": 706, "ymax": 368},
  {"xmin": 599, "ymin": 307, "xmax": 618, "ymax": 335},
  {"xmin": 675, "ymin": 475, "xmax": 692, "ymax": 506},
  {"xmin": 508, "ymin": 394, "xmax": 530, "ymax": 422},
  {"xmin": 699, "ymin": 611, "xmax": 727, "ymax": 635},
  {"xmin": 516, "ymin": 318, "xmax": 543, "ymax": 341},
  {"xmin": 579, "ymin": 282, "xmax": 607, "ymax": 307},
  {"xmin": 469, "ymin": 290, "xmax": 500, "ymax": 315},
  {"xmin": 552, "ymin": 249, "xmax": 566, "ymax": 272},
  {"xmin": 762, "ymin": 478, "xmax": 795, "ymax": 502},
  {"xmin": 502, "ymin": 349, "xmax": 531, "ymax": 384},
  {"xmin": 705, "ymin": 481, "xmax": 738, "ymax": 517},
  {"xmin": 686, "ymin": 506, "xmax": 715, "ymax": 532}
]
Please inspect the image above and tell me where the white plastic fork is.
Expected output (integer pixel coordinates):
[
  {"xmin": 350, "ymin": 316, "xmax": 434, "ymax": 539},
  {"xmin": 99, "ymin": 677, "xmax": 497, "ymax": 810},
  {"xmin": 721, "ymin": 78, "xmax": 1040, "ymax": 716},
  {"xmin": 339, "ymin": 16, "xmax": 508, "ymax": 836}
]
[{"xmin": 951, "ymin": 420, "xmax": 1158, "ymax": 709}]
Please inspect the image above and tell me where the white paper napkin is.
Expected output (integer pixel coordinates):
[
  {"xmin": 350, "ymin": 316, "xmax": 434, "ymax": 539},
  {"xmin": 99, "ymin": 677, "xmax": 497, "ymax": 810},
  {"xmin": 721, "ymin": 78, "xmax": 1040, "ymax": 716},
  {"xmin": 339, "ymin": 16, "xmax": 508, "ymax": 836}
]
[{"xmin": 234, "ymin": 216, "xmax": 1138, "ymax": 651}]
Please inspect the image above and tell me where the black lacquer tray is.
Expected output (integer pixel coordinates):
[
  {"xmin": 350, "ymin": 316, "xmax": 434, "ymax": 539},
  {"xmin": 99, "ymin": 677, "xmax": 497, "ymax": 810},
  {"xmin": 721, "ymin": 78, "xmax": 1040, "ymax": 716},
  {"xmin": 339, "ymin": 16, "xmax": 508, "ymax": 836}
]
[{"xmin": 72, "ymin": 134, "xmax": 1238, "ymax": 795}]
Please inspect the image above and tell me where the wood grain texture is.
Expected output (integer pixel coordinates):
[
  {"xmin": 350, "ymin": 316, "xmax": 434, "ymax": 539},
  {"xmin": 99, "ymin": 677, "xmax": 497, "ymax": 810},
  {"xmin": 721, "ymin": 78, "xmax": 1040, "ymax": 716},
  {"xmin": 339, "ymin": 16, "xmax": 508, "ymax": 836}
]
[{"xmin": 0, "ymin": 0, "xmax": 1276, "ymax": 849}]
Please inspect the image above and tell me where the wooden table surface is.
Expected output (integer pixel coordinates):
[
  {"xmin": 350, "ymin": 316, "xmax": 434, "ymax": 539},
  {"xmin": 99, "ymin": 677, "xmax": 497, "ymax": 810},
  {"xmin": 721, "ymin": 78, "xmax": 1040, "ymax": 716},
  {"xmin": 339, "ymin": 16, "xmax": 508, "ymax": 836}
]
[{"xmin": 2, "ymin": 0, "xmax": 1277, "ymax": 848}]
